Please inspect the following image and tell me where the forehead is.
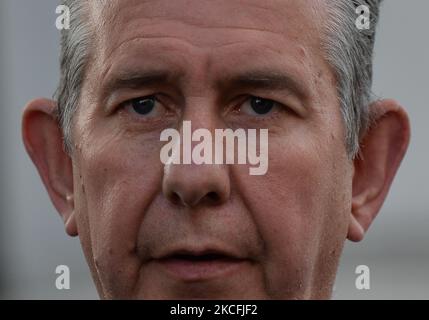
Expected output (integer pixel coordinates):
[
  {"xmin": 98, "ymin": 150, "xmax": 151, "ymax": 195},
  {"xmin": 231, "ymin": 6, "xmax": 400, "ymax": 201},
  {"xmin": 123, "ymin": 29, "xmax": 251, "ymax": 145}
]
[
  {"xmin": 82, "ymin": 0, "xmax": 335, "ymax": 110},
  {"xmin": 89, "ymin": 0, "xmax": 327, "ymax": 59}
]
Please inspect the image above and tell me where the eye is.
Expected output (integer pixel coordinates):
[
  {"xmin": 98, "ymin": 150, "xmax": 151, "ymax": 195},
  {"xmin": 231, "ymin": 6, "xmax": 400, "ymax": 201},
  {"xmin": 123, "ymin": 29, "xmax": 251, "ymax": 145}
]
[
  {"xmin": 123, "ymin": 95, "xmax": 165, "ymax": 117},
  {"xmin": 240, "ymin": 96, "xmax": 279, "ymax": 116}
]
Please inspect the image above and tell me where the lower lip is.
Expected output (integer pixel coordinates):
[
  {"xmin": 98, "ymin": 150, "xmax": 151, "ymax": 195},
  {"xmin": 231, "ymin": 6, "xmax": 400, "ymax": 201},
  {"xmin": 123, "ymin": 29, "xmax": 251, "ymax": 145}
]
[{"xmin": 155, "ymin": 257, "xmax": 248, "ymax": 281}]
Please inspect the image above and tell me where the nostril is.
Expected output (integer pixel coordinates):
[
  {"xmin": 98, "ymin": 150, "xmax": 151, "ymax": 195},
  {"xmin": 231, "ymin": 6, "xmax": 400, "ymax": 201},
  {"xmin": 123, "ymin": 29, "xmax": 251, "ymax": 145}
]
[
  {"xmin": 206, "ymin": 191, "xmax": 220, "ymax": 204},
  {"xmin": 169, "ymin": 191, "xmax": 182, "ymax": 205}
]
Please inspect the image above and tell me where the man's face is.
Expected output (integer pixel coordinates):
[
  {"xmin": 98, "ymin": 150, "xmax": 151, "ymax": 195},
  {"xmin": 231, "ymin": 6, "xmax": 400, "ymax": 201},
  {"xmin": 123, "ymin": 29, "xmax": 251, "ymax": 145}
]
[{"xmin": 72, "ymin": 0, "xmax": 352, "ymax": 299}]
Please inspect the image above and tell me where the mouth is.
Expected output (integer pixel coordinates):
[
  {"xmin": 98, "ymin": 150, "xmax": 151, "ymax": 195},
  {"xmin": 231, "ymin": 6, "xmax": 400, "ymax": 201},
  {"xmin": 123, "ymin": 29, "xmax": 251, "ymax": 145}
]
[{"xmin": 154, "ymin": 249, "xmax": 250, "ymax": 281}]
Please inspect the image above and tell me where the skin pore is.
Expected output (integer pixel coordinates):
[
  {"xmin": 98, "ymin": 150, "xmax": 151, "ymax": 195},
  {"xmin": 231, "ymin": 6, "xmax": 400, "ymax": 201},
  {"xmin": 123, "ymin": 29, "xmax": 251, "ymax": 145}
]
[{"xmin": 22, "ymin": 0, "xmax": 410, "ymax": 299}]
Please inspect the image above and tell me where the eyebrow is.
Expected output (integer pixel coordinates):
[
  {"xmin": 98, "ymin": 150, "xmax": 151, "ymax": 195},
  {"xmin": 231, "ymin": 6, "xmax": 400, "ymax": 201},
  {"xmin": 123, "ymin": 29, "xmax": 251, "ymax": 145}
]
[
  {"xmin": 101, "ymin": 68, "xmax": 309, "ymax": 106},
  {"xmin": 218, "ymin": 70, "xmax": 309, "ymax": 99},
  {"xmin": 101, "ymin": 69, "xmax": 178, "ymax": 98}
]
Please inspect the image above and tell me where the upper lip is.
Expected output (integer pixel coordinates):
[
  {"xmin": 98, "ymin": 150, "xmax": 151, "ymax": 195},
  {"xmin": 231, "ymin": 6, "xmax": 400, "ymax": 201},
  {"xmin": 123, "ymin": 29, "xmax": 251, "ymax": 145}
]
[{"xmin": 153, "ymin": 245, "xmax": 247, "ymax": 261}]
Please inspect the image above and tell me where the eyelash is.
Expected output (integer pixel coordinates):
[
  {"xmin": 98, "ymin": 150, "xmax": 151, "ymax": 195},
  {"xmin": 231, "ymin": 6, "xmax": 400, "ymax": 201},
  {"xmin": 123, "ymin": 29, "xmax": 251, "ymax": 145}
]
[
  {"xmin": 119, "ymin": 94, "xmax": 290, "ymax": 120},
  {"xmin": 120, "ymin": 94, "xmax": 170, "ymax": 113},
  {"xmin": 232, "ymin": 95, "xmax": 290, "ymax": 118}
]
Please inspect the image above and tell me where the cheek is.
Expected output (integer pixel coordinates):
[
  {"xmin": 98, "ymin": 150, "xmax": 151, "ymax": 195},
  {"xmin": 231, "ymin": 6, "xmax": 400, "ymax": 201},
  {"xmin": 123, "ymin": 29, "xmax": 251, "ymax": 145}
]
[
  {"xmin": 73, "ymin": 133, "xmax": 164, "ymax": 297},
  {"xmin": 234, "ymin": 131, "xmax": 351, "ymax": 297}
]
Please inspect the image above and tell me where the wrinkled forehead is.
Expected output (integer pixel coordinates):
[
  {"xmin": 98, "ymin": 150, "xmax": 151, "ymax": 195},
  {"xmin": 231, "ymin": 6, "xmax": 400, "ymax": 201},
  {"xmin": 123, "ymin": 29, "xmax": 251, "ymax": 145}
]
[{"xmin": 88, "ymin": 0, "xmax": 327, "ymax": 55}]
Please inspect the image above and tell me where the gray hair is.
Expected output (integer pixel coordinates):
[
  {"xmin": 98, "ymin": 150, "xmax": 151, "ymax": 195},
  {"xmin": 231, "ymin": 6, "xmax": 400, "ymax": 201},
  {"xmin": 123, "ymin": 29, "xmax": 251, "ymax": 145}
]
[
  {"xmin": 323, "ymin": 0, "xmax": 382, "ymax": 157},
  {"xmin": 54, "ymin": 0, "xmax": 92, "ymax": 153},
  {"xmin": 55, "ymin": 0, "xmax": 382, "ymax": 158}
]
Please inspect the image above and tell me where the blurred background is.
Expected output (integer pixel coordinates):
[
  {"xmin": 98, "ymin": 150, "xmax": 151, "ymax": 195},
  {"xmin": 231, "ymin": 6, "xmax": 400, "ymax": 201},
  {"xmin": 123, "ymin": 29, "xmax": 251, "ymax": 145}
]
[{"xmin": 0, "ymin": 0, "xmax": 428, "ymax": 299}]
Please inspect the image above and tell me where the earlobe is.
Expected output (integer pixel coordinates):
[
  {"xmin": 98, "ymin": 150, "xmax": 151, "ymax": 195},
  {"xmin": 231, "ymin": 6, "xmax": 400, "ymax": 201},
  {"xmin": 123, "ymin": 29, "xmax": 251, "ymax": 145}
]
[
  {"xmin": 348, "ymin": 99, "xmax": 410, "ymax": 242},
  {"xmin": 22, "ymin": 98, "xmax": 78, "ymax": 237},
  {"xmin": 64, "ymin": 194, "xmax": 78, "ymax": 236},
  {"xmin": 347, "ymin": 214, "xmax": 365, "ymax": 242}
]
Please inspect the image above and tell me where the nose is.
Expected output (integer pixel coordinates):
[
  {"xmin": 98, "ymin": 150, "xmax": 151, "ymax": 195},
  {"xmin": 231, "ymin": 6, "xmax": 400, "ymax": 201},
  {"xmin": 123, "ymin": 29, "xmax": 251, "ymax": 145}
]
[
  {"xmin": 161, "ymin": 96, "xmax": 231, "ymax": 207},
  {"xmin": 163, "ymin": 161, "xmax": 231, "ymax": 207}
]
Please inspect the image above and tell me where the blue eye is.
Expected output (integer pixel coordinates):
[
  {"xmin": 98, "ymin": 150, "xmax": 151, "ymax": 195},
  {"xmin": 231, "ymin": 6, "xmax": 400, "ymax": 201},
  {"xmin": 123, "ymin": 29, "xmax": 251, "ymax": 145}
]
[
  {"xmin": 131, "ymin": 96, "xmax": 156, "ymax": 115},
  {"xmin": 240, "ymin": 96, "xmax": 278, "ymax": 116},
  {"xmin": 123, "ymin": 95, "xmax": 167, "ymax": 118},
  {"xmin": 250, "ymin": 97, "xmax": 275, "ymax": 114}
]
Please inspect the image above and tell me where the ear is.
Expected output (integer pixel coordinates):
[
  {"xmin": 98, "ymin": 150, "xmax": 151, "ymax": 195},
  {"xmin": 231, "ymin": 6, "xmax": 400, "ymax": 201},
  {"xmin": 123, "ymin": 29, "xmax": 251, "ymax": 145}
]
[
  {"xmin": 22, "ymin": 98, "xmax": 78, "ymax": 236},
  {"xmin": 348, "ymin": 99, "xmax": 411, "ymax": 242}
]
